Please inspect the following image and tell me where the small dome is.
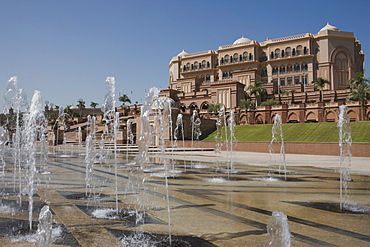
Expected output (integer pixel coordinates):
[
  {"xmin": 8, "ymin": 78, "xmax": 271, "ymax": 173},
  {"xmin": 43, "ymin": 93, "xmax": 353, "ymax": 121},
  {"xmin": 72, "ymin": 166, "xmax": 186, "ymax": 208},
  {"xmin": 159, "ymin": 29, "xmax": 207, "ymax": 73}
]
[
  {"xmin": 233, "ymin": 36, "xmax": 251, "ymax": 44},
  {"xmin": 319, "ymin": 22, "xmax": 339, "ymax": 32},
  {"xmin": 177, "ymin": 49, "xmax": 188, "ymax": 56},
  {"xmin": 151, "ymin": 97, "xmax": 177, "ymax": 110},
  {"xmin": 169, "ymin": 49, "xmax": 188, "ymax": 65}
]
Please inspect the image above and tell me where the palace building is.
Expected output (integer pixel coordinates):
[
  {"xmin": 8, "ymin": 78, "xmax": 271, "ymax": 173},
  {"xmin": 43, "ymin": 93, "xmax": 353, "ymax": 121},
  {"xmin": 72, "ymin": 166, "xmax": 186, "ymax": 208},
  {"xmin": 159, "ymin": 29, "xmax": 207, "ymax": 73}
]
[{"xmin": 160, "ymin": 23, "xmax": 367, "ymax": 123}]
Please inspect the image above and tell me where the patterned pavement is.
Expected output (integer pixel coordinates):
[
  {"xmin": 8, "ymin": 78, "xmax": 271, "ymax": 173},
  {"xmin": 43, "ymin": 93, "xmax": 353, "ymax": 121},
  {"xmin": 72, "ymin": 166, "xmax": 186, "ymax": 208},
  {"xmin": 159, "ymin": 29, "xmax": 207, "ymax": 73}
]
[{"xmin": 0, "ymin": 147, "xmax": 369, "ymax": 246}]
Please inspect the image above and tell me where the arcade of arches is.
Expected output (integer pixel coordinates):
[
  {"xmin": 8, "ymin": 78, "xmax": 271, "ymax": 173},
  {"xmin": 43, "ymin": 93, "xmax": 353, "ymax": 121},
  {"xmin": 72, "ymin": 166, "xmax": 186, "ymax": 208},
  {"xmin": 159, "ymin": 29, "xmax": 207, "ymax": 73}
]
[{"xmin": 163, "ymin": 23, "xmax": 368, "ymax": 124}]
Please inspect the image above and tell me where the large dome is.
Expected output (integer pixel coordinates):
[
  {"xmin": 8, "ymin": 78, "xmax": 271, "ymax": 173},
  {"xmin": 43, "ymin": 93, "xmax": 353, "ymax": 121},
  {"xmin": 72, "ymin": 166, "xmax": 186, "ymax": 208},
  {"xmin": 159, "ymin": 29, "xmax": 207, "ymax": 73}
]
[
  {"xmin": 233, "ymin": 36, "xmax": 251, "ymax": 44},
  {"xmin": 319, "ymin": 22, "xmax": 339, "ymax": 32},
  {"xmin": 151, "ymin": 97, "xmax": 177, "ymax": 110}
]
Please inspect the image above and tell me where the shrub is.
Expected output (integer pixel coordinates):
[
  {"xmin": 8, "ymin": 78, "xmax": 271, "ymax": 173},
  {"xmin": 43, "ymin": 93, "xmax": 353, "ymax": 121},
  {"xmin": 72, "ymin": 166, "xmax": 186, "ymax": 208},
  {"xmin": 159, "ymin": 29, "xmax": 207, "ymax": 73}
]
[{"xmin": 260, "ymin": 99, "xmax": 279, "ymax": 106}]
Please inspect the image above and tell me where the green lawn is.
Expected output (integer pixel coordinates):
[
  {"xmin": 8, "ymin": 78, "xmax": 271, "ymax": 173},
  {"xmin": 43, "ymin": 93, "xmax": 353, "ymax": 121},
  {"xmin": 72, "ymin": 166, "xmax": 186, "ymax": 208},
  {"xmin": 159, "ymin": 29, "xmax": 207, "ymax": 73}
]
[{"xmin": 202, "ymin": 121, "xmax": 370, "ymax": 143}]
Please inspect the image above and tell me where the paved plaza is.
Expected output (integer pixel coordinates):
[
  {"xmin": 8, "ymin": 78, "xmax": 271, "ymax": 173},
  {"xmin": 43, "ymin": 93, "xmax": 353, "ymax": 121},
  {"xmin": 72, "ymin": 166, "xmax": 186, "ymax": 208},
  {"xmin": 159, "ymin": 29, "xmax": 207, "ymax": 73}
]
[{"xmin": 0, "ymin": 146, "xmax": 369, "ymax": 246}]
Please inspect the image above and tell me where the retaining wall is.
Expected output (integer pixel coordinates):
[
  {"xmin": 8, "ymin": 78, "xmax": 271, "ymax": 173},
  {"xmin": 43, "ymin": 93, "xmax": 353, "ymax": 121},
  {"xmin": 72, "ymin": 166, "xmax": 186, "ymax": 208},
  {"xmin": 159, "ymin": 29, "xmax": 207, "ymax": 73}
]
[{"xmin": 173, "ymin": 140, "xmax": 370, "ymax": 157}]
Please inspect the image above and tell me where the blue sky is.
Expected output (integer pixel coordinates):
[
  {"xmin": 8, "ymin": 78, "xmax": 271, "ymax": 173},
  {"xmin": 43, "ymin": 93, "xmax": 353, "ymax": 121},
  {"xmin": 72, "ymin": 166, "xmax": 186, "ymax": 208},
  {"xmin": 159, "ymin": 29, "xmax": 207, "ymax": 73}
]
[{"xmin": 1, "ymin": 0, "xmax": 369, "ymax": 109}]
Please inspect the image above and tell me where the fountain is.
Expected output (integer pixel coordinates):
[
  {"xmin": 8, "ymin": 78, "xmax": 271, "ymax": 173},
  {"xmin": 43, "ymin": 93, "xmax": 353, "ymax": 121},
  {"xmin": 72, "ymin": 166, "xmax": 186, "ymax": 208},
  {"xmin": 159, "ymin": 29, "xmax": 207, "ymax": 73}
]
[
  {"xmin": 173, "ymin": 113, "xmax": 186, "ymax": 171},
  {"xmin": 214, "ymin": 106, "xmax": 226, "ymax": 154},
  {"xmin": 135, "ymin": 87, "xmax": 159, "ymax": 167},
  {"xmin": 0, "ymin": 76, "xmax": 368, "ymax": 247},
  {"xmin": 77, "ymin": 127, "xmax": 82, "ymax": 147},
  {"xmin": 36, "ymin": 205, "xmax": 53, "ymax": 247},
  {"xmin": 85, "ymin": 134, "xmax": 95, "ymax": 200},
  {"xmin": 268, "ymin": 114, "xmax": 287, "ymax": 180},
  {"xmin": 23, "ymin": 90, "xmax": 47, "ymax": 230},
  {"xmin": 3, "ymin": 76, "xmax": 28, "ymax": 203},
  {"xmin": 126, "ymin": 119, "xmax": 134, "ymax": 164},
  {"xmin": 155, "ymin": 97, "xmax": 172, "ymax": 245},
  {"xmin": 267, "ymin": 211, "xmax": 292, "ymax": 247},
  {"xmin": 338, "ymin": 104, "xmax": 352, "ymax": 210},
  {"xmin": 0, "ymin": 127, "xmax": 9, "ymax": 176},
  {"xmin": 190, "ymin": 110, "xmax": 201, "ymax": 167},
  {"xmin": 228, "ymin": 110, "xmax": 236, "ymax": 174},
  {"xmin": 101, "ymin": 76, "xmax": 119, "ymax": 211}
]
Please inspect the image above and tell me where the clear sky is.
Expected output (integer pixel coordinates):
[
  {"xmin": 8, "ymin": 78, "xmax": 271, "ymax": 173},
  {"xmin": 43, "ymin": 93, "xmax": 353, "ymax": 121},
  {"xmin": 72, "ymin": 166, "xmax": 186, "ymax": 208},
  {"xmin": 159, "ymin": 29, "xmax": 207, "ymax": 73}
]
[{"xmin": 1, "ymin": 0, "xmax": 369, "ymax": 110}]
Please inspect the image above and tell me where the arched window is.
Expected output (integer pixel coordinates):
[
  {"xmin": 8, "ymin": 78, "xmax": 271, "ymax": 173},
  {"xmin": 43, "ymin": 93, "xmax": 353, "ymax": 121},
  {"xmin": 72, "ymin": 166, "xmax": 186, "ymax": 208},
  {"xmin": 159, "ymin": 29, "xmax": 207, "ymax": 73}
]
[
  {"xmin": 279, "ymin": 65, "xmax": 286, "ymax": 74},
  {"xmin": 301, "ymin": 63, "xmax": 308, "ymax": 72},
  {"xmin": 285, "ymin": 47, "xmax": 291, "ymax": 57},
  {"xmin": 191, "ymin": 64, "xmax": 194, "ymax": 70},
  {"xmin": 194, "ymin": 61, "xmax": 198, "ymax": 69},
  {"xmin": 223, "ymin": 71, "xmax": 229, "ymax": 79},
  {"xmin": 270, "ymin": 51, "xmax": 274, "ymax": 59},
  {"xmin": 224, "ymin": 55, "xmax": 230, "ymax": 63},
  {"xmin": 281, "ymin": 50, "xmax": 285, "ymax": 58},
  {"xmin": 334, "ymin": 52, "xmax": 349, "ymax": 87},
  {"xmin": 180, "ymin": 104, "xmax": 186, "ymax": 112},
  {"xmin": 207, "ymin": 61, "xmax": 210, "ymax": 68},
  {"xmin": 220, "ymin": 58, "xmax": 224, "ymax": 65},
  {"xmin": 189, "ymin": 103, "xmax": 198, "ymax": 111},
  {"xmin": 261, "ymin": 67, "xmax": 267, "ymax": 77},
  {"xmin": 239, "ymin": 54, "xmax": 243, "ymax": 61},
  {"xmin": 243, "ymin": 52, "xmax": 248, "ymax": 61},
  {"xmin": 292, "ymin": 48, "xmax": 296, "ymax": 56},
  {"xmin": 287, "ymin": 64, "xmax": 292, "ymax": 73},
  {"xmin": 260, "ymin": 52, "xmax": 267, "ymax": 62},
  {"xmin": 202, "ymin": 60, "xmax": 206, "ymax": 68},
  {"xmin": 272, "ymin": 66, "xmax": 279, "ymax": 75},
  {"xmin": 183, "ymin": 65, "xmax": 186, "ymax": 71},
  {"xmin": 249, "ymin": 53, "xmax": 253, "ymax": 60},
  {"xmin": 275, "ymin": 49, "xmax": 280, "ymax": 59},
  {"xmin": 294, "ymin": 63, "xmax": 300, "ymax": 72},
  {"xmin": 303, "ymin": 46, "xmax": 308, "ymax": 55},
  {"xmin": 205, "ymin": 75, "xmax": 210, "ymax": 81},
  {"xmin": 297, "ymin": 45, "xmax": 303, "ymax": 55},
  {"xmin": 201, "ymin": 102, "xmax": 209, "ymax": 110},
  {"xmin": 233, "ymin": 53, "xmax": 239, "ymax": 62},
  {"xmin": 186, "ymin": 63, "xmax": 190, "ymax": 70}
]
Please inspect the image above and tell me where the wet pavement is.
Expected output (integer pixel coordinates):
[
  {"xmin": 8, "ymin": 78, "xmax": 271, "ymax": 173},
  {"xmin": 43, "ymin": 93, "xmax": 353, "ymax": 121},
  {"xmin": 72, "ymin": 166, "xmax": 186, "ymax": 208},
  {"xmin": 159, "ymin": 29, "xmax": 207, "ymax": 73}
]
[{"xmin": 0, "ymin": 146, "xmax": 369, "ymax": 246}]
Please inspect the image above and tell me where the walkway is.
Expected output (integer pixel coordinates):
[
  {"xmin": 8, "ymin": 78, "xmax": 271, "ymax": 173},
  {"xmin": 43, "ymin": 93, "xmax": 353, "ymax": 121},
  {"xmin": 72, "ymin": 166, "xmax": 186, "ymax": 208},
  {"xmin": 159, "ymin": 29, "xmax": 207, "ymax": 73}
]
[{"xmin": 0, "ymin": 147, "xmax": 368, "ymax": 246}]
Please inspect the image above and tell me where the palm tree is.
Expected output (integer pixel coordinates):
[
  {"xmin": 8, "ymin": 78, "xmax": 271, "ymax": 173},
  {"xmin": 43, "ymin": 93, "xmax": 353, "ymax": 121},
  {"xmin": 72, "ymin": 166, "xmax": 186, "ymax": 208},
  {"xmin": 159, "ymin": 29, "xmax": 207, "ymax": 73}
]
[
  {"xmin": 313, "ymin": 77, "xmax": 330, "ymax": 102},
  {"xmin": 207, "ymin": 102, "xmax": 223, "ymax": 115},
  {"xmin": 247, "ymin": 81, "xmax": 266, "ymax": 107},
  {"xmin": 118, "ymin": 94, "xmax": 131, "ymax": 109},
  {"xmin": 238, "ymin": 99, "xmax": 253, "ymax": 124},
  {"xmin": 349, "ymin": 73, "xmax": 370, "ymax": 121},
  {"xmin": 239, "ymin": 99, "xmax": 253, "ymax": 111},
  {"xmin": 90, "ymin": 101, "xmax": 99, "ymax": 116},
  {"xmin": 77, "ymin": 98, "xmax": 85, "ymax": 116},
  {"xmin": 349, "ymin": 72, "xmax": 370, "ymax": 88},
  {"xmin": 64, "ymin": 105, "xmax": 73, "ymax": 118}
]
